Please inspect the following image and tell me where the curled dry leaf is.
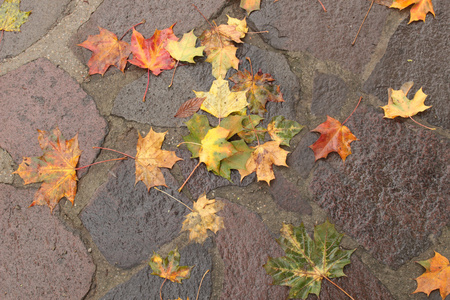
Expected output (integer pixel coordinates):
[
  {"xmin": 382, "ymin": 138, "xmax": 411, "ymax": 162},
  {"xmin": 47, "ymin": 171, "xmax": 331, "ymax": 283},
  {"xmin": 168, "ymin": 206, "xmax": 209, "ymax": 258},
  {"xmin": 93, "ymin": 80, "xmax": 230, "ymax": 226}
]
[
  {"xmin": 413, "ymin": 251, "xmax": 450, "ymax": 300},
  {"xmin": 149, "ymin": 248, "xmax": 193, "ymax": 283}
]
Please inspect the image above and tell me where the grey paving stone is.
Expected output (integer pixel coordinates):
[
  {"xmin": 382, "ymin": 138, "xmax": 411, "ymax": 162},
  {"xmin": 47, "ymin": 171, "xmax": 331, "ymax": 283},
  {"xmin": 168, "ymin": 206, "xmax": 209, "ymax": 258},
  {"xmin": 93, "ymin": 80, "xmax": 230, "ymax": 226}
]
[
  {"xmin": 287, "ymin": 133, "xmax": 317, "ymax": 179},
  {"xmin": 216, "ymin": 199, "xmax": 289, "ymax": 299},
  {"xmin": 309, "ymin": 106, "xmax": 450, "ymax": 268},
  {"xmin": 0, "ymin": 58, "xmax": 107, "ymax": 174},
  {"xmin": 0, "ymin": 149, "xmax": 14, "ymax": 184},
  {"xmin": 248, "ymin": 0, "xmax": 390, "ymax": 73},
  {"xmin": 101, "ymin": 242, "xmax": 212, "ymax": 300},
  {"xmin": 364, "ymin": 0, "xmax": 449, "ymax": 129},
  {"xmin": 311, "ymin": 72, "xmax": 348, "ymax": 117},
  {"xmin": 81, "ymin": 159, "xmax": 190, "ymax": 269},
  {"xmin": 0, "ymin": 184, "xmax": 94, "ymax": 299},
  {"xmin": 0, "ymin": 0, "xmax": 71, "ymax": 60}
]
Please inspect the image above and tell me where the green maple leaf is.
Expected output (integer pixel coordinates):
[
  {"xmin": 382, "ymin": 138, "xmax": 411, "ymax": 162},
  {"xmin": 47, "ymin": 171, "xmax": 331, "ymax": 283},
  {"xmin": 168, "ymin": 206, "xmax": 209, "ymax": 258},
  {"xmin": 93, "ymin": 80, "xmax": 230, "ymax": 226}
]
[
  {"xmin": 149, "ymin": 249, "xmax": 193, "ymax": 283},
  {"xmin": 237, "ymin": 115, "xmax": 265, "ymax": 143},
  {"xmin": 0, "ymin": 0, "xmax": 31, "ymax": 32},
  {"xmin": 264, "ymin": 221, "xmax": 355, "ymax": 299},
  {"xmin": 165, "ymin": 30, "xmax": 205, "ymax": 63},
  {"xmin": 219, "ymin": 139, "xmax": 253, "ymax": 181},
  {"xmin": 267, "ymin": 116, "xmax": 303, "ymax": 146},
  {"xmin": 199, "ymin": 127, "xmax": 236, "ymax": 174},
  {"xmin": 183, "ymin": 113, "xmax": 211, "ymax": 158}
]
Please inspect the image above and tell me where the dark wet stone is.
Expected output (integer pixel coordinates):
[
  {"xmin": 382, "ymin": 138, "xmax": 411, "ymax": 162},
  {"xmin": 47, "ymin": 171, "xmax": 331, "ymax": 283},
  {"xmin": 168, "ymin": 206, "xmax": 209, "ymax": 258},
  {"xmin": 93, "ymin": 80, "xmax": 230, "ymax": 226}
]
[
  {"xmin": 0, "ymin": 58, "xmax": 107, "ymax": 174},
  {"xmin": 249, "ymin": 0, "xmax": 390, "ymax": 73},
  {"xmin": 364, "ymin": 0, "xmax": 449, "ymax": 129},
  {"xmin": 101, "ymin": 242, "xmax": 212, "ymax": 300},
  {"xmin": 309, "ymin": 106, "xmax": 450, "ymax": 268},
  {"xmin": 0, "ymin": 0, "xmax": 71, "ymax": 60},
  {"xmin": 216, "ymin": 199, "xmax": 289, "ymax": 299},
  {"xmin": 269, "ymin": 170, "xmax": 312, "ymax": 215},
  {"xmin": 81, "ymin": 159, "xmax": 190, "ymax": 269},
  {"xmin": 0, "ymin": 184, "xmax": 94, "ymax": 299},
  {"xmin": 311, "ymin": 72, "xmax": 348, "ymax": 117},
  {"xmin": 287, "ymin": 133, "xmax": 317, "ymax": 179}
]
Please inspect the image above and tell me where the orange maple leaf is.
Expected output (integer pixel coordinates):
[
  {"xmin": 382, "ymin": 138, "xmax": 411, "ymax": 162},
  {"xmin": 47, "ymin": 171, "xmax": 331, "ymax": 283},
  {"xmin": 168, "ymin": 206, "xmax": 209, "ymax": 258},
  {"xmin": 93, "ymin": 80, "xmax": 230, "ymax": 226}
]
[
  {"xmin": 14, "ymin": 127, "xmax": 81, "ymax": 212},
  {"xmin": 390, "ymin": 0, "xmax": 435, "ymax": 23},
  {"xmin": 135, "ymin": 128, "xmax": 182, "ymax": 190},
  {"xmin": 78, "ymin": 27, "xmax": 131, "ymax": 75},
  {"xmin": 240, "ymin": 0, "xmax": 260, "ymax": 14},
  {"xmin": 413, "ymin": 251, "xmax": 450, "ymax": 299},
  {"xmin": 128, "ymin": 25, "xmax": 178, "ymax": 75},
  {"xmin": 309, "ymin": 116, "xmax": 358, "ymax": 162}
]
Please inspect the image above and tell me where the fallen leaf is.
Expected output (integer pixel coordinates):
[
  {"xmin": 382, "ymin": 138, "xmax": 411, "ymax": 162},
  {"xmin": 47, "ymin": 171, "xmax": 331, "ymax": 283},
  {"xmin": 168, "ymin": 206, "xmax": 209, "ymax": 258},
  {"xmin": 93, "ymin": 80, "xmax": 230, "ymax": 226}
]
[
  {"xmin": 237, "ymin": 115, "xmax": 265, "ymax": 143},
  {"xmin": 309, "ymin": 116, "xmax": 358, "ymax": 162},
  {"xmin": 194, "ymin": 78, "xmax": 248, "ymax": 119},
  {"xmin": 219, "ymin": 139, "xmax": 253, "ymax": 181},
  {"xmin": 264, "ymin": 221, "xmax": 355, "ymax": 299},
  {"xmin": 135, "ymin": 128, "xmax": 182, "ymax": 190},
  {"xmin": 149, "ymin": 249, "xmax": 193, "ymax": 283},
  {"xmin": 183, "ymin": 113, "xmax": 211, "ymax": 158},
  {"xmin": 181, "ymin": 195, "xmax": 225, "ymax": 243},
  {"xmin": 199, "ymin": 127, "xmax": 236, "ymax": 174},
  {"xmin": 381, "ymin": 81, "xmax": 432, "ymax": 119},
  {"xmin": 0, "ymin": 0, "xmax": 30, "ymax": 32},
  {"xmin": 78, "ymin": 27, "xmax": 131, "ymax": 75},
  {"xmin": 267, "ymin": 116, "xmax": 303, "ymax": 146},
  {"xmin": 165, "ymin": 30, "xmax": 205, "ymax": 63},
  {"xmin": 390, "ymin": 0, "xmax": 435, "ymax": 23},
  {"xmin": 226, "ymin": 15, "xmax": 248, "ymax": 38},
  {"xmin": 413, "ymin": 251, "xmax": 450, "ymax": 300},
  {"xmin": 220, "ymin": 114, "xmax": 247, "ymax": 139},
  {"xmin": 14, "ymin": 127, "xmax": 81, "ymax": 212},
  {"xmin": 240, "ymin": 0, "xmax": 260, "ymax": 14},
  {"xmin": 174, "ymin": 97, "xmax": 205, "ymax": 118},
  {"xmin": 239, "ymin": 141, "xmax": 288, "ymax": 184}
]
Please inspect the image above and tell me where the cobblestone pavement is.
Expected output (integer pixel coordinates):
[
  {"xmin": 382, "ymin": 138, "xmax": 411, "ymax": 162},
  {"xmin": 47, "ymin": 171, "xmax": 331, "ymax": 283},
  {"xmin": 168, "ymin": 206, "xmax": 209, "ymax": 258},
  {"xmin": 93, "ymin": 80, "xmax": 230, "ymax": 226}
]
[{"xmin": 0, "ymin": 0, "xmax": 448, "ymax": 299}]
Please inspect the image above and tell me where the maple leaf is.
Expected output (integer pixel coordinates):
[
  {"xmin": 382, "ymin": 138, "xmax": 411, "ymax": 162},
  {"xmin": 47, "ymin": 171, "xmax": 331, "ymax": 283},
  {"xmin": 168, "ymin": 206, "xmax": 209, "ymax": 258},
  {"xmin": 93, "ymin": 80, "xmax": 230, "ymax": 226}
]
[
  {"xmin": 181, "ymin": 195, "xmax": 225, "ymax": 243},
  {"xmin": 267, "ymin": 116, "xmax": 303, "ymax": 146},
  {"xmin": 230, "ymin": 68, "xmax": 284, "ymax": 115},
  {"xmin": 237, "ymin": 115, "xmax": 265, "ymax": 144},
  {"xmin": 128, "ymin": 25, "xmax": 178, "ymax": 75},
  {"xmin": 135, "ymin": 128, "xmax": 182, "ymax": 190},
  {"xmin": 194, "ymin": 78, "xmax": 248, "ymax": 119},
  {"xmin": 199, "ymin": 127, "xmax": 237, "ymax": 174},
  {"xmin": 264, "ymin": 221, "xmax": 355, "ymax": 299},
  {"xmin": 14, "ymin": 127, "xmax": 81, "ymax": 212},
  {"xmin": 309, "ymin": 116, "xmax": 358, "ymax": 162},
  {"xmin": 165, "ymin": 30, "xmax": 205, "ymax": 63},
  {"xmin": 381, "ymin": 81, "xmax": 432, "ymax": 119},
  {"xmin": 219, "ymin": 139, "xmax": 253, "ymax": 181},
  {"xmin": 149, "ymin": 248, "xmax": 193, "ymax": 283},
  {"xmin": 239, "ymin": 141, "xmax": 288, "ymax": 185},
  {"xmin": 174, "ymin": 97, "xmax": 205, "ymax": 118},
  {"xmin": 413, "ymin": 251, "xmax": 450, "ymax": 299},
  {"xmin": 78, "ymin": 27, "xmax": 131, "ymax": 75},
  {"xmin": 240, "ymin": 0, "xmax": 260, "ymax": 14},
  {"xmin": 390, "ymin": 0, "xmax": 435, "ymax": 23},
  {"xmin": 226, "ymin": 15, "xmax": 248, "ymax": 38},
  {"xmin": 183, "ymin": 113, "xmax": 211, "ymax": 158},
  {"xmin": 0, "ymin": 0, "xmax": 30, "ymax": 32}
]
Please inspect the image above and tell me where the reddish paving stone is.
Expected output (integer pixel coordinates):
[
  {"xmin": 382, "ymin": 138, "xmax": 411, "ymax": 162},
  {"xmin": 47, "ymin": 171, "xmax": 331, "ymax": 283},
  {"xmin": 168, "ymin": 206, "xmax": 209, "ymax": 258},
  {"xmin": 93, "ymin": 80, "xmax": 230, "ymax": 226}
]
[
  {"xmin": 0, "ymin": 184, "xmax": 94, "ymax": 299},
  {"xmin": 311, "ymin": 72, "xmax": 348, "ymax": 117},
  {"xmin": 309, "ymin": 106, "xmax": 450, "ymax": 268},
  {"xmin": 0, "ymin": 58, "xmax": 107, "ymax": 174},
  {"xmin": 0, "ymin": 0, "xmax": 71, "ymax": 60},
  {"xmin": 248, "ymin": 0, "xmax": 390, "ymax": 73},
  {"xmin": 216, "ymin": 199, "xmax": 289, "ymax": 299},
  {"xmin": 101, "ymin": 242, "xmax": 212, "ymax": 300},
  {"xmin": 81, "ymin": 159, "xmax": 189, "ymax": 269},
  {"xmin": 364, "ymin": 0, "xmax": 450, "ymax": 129}
]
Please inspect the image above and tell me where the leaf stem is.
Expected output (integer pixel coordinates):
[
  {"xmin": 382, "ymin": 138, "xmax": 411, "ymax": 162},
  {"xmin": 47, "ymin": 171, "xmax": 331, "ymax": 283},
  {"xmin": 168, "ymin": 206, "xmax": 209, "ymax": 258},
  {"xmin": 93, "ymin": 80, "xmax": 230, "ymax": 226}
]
[
  {"xmin": 154, "ymin": 187, "xmax": 193, "ymax": 212},
  {"xmin": 352, "ymin": 0, "xmax": 374, "ymax": 46},
  {"xmin": 75, "ymin": 157, "xmax": 127, "ymax": 170},
  {"xmin": 323, "ymin": 276, "xmax": 355, "ymax": 300},
  {"xmin": 169, "ymin": 60, "xmax": 179, "ymax": 88},
  {"xmin": 119, "ymin": 19, "xmax": 146, "ymax": 41},
  {"xmin": 196, "ymin": 269, "xmax": 210, "ymax": 300},
  {"xmin": 192, "ymin": 4, "xmax": 214, "ymax": 29},
  {"xmin": 178, "ymin": 161, "xmax": 201, "ymax": 192},
  {"xmin": 342, "ymin": 96, "xmax": 362, "ymax": 125},
  {"xmin": 143, "ymin": 69, "xmax": 150, "ymax": 102},
  {"xmin": 316, "ymin": 0, "xmax": 327, "ymax": 12},
  {"xmin": 177, "ymin": 141, "xmax": 202, "ymax": 147},
  {"xmin": 159, "ymin": 278, "xmax": 167, "ymax": 300},
  {"xmin": 409, "ymin": 116, "xmax": 435, "ymax": 130},
  {"xmin": 92, "ymin": 147, "xmax": 136, "ymax": 159}
]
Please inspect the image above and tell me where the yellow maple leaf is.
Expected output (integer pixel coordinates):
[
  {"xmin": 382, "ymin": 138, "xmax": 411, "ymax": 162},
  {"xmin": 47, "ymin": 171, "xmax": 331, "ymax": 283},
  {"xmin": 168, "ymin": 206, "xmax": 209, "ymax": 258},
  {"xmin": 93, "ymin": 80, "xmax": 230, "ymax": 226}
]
[
  {"xmin": 0, "ymin": 0, "xmax": 31, "ymax": 32},
  {"xmin": 413, "ymin": 251, "xmax": 450, "ymax": 299},
  {"xmin": 199, "ymin": 127, "xmax": 237, "ymax": 174},
  {"xmin": 226, "ymin": 15, "xmax": 248, "ymax": 38},
  {"xmin": 390, "ymin": 0, "xmax": 435, "ymax": 23}
]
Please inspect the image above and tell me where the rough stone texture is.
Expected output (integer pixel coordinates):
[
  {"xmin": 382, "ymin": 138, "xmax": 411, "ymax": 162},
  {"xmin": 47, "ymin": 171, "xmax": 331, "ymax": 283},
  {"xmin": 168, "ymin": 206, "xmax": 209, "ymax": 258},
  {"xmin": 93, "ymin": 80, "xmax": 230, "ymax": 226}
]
[
  {"xmin": 0, "ymin": 184, "xmax": 94, "ymax": 299},
  {"xmin": 101, "ymin": 242, "xmax": 212, "ymax": 300},
  {"xmin": 249, "ymin": 0, "xmax": 390, "ymax": 73},
  {"xmin": 311, "ymin": 72, "xmax": 348, "ymax": 117},
  {"xmin": 308, "ymin": 255, "xmax": 394, "ymax": 300},
  {"xmin": 81, "ymin": 159, "xmax": 189, "ymax": 269},
  {"xmin": 287, "ymin": 133, "xmax": 317, "ymax": 179},
  {"xmin": 364, "ymin": 0, "xmax": 449, "ymax": 129},
  {"xmin": 0, "ymin": 149, "xmax": 14, "ymax": 184},
  {"xmin": 0, "ymin": 0, "xmax": 71, "ymax": 60},
  {"xmin": 0, "ymin": 58, "xmax": 107, "ymax": 172},
  {"xmin": 269, "ymin": 170, "xmax": 312, "ymax": 215},
  {"xmin": 177, "ymin": 149, "xmax": 254, "ymax": 200},
  {"xmin": 310, "ymin": 106, "xmax": 450, "ymax": 268},
  {"xmin": 216, "ymin": 199, "xmax": 289, "ymax": 299}
]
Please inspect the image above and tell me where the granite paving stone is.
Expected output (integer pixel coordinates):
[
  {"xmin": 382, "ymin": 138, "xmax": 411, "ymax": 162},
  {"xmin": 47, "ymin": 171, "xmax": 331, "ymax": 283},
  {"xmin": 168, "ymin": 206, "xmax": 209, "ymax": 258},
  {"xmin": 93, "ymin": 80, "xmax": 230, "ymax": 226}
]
[
  {"xmin": 309, "ymin": 106, "xmax": 450, "ymax": 268},
  {"xmin": 287, "ymin": 133, "xmax": 318, "ymax": 179},
  {"xmin": 249, "ymin": 0, "xmax": 390, "ymax": 73},
  {"xmin": 0, "ymin": 58, "xmax": 107, "ymax": 173},
  {"xmin": 311, "ymin": 72, "xmax": 348, "ymax": 117},
  {"xmin": 364, "ymin": 0, "xmax": 449, "ymax": 129},
  {"xmin": 101, "ymin": 242, "xmax": 212, "ymax": 300},
  {"xmin": 216, "ymin": 199, "xmax": 289, "ymax": 299},
  {"xmin": 81, "ymin": 159, "xmax": 190, "ymax": 269},
  {"xmin": 0, "ymin": 184, "xmax": 95, "ymax": 299}
]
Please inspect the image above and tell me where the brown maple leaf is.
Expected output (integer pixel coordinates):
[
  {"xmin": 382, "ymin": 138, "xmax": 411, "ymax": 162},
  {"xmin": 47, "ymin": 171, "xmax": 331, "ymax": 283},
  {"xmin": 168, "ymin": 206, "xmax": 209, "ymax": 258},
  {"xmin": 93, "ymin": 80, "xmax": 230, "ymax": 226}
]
[
  {"xmin": 413, "ymin": 251, "xmax": 450, "ymax": 299},
  {"xmin": 181, "ymin": 195, "xmax": 225, "ymax": 243},
  {"xmin": 390, "ymin": 0, "xmax": 435, "ymax": 23},
  {"xmin": 135, "ymin": 128, "xmax": 182, "ymax": 190},
  {"xmin": 309, "ymin": 116, "xmax": 358, "ymax": 162},
  {"xmin": 14, "ymin": 127, "xmax": 81, "ymax": 212},
  {"xmin": 78, "ymin": 27, "xmax": 131, "ymax": 75}
]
